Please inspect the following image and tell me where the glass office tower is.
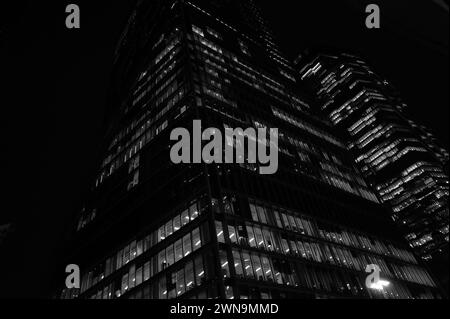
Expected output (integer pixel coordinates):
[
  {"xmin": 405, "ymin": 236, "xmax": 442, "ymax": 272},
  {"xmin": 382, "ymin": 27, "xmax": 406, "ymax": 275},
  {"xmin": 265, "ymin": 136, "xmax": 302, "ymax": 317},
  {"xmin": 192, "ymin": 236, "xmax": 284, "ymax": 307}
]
[
  {"xmin": 297, "ymin": 52, "xmax": 449, "ymax": 291},
  {"xmin": 61, "ymin": 1, "xmax": 442, "ymax": 299}
]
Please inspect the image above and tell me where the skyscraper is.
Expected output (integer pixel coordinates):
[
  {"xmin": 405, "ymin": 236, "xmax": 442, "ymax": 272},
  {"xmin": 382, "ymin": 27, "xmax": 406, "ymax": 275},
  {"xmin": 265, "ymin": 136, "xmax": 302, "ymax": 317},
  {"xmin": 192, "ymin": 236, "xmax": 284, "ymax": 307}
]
[
  {"xmin": 60, "ymin": 1, "xmax": 441, "ymax": 299},
  {"xmin": 297, "ymin": 52, "xmax": 449, "ymax": 290}
]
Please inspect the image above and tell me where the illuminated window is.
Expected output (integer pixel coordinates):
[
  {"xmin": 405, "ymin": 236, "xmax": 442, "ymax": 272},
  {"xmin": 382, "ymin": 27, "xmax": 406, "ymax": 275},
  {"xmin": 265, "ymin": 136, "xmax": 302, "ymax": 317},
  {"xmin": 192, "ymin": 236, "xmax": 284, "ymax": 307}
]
[
  {"xmin": 159, "ymin": 277, "xmax": 167, "ymax": 299},
  {"xmin": 166, "ymin": 244, "xmax": 175, "ymax": 267},
  {"xmin": 256, "ymin": 205, "xmax": 268, "ymax": 224},
  {"xmin": 159, "ymin": 250, "xmax": 167, "ymax": 272},
  {"xmin": 247, "ymin": 226, "xmax": 256, "ymax": 248},
  {"xmin": 250, "ymin": 204, "xmax": 259, "ymax": 222},
  {"xmin": 176, "ymin": 268, "xmax": 185, "ymax": 296},
  {"xmin": 190, "ymin": 203, "xmax": 200, "ymax": 220},
  {"xmin": 192, "ymin": 228, "xmax": 202, "ymax": 251},
  {"xmin": 144, "ymin": 262, "xmax": 150, "ymax": 282},
  {"xmin": 228, "ymin": 226, "xmax": 237, "ymax": 244},
  {"xmin": 233, "ymin": 251, "xmax": 244, "ymax": 277},
  {"xmin": 220, "ymin": 250, "xmax": 230, "ymax": 278},
  {"xmin": 158, "ymin": 226, "xmax": 166, "ymax": 242},
  {"xmin": 192, "ymin": 25, "xmax": 204, "ymax": 37},
  {"xmin": 216, "ymin": 221, "xmax": 225, "ymax": 243},
  {"xmin": 181, "ymin": 209, "xmax": 190, "ymax": 227},
  {"xmin": 121, "ymin": 273, "xmax": 129, "ymax": 294},
  {"xmin": 183, "ymin": 233, "xmax": 192, "ymax": 257},
  {"xmin": 261, "ymin": 257, "xmax": 273, "ymax": 281},
  {"xmin": 136, "ymin": 267, "xmax": 143, "ymax": 286},
  {"xmin": 225, "ymin": 286, "xmax": 234, "ymax": 299},
  {"xmin": 165, "ymin": 220, "xmax": 174, "ymax": 238},
  {"xmin": 242, "ymin": 252, "xmax": 254, "ymax": 279},
  {"xmin": 185, "ymin": 261, "xmax": 195, "ymax": 291},
  {"xmin": 175, "ymin": 239, "xmax": 183, "ymax": 262},
  {"xmin": 254, "ymin": 227, "xmax": 265, "ymax": 249},
  {"xmin": 195, "ymin": 256, "xmax": 205, "ymax": 284},
  {"xmin": 173, "ymin": 215, "xmax": 181, "ymax": 232}
]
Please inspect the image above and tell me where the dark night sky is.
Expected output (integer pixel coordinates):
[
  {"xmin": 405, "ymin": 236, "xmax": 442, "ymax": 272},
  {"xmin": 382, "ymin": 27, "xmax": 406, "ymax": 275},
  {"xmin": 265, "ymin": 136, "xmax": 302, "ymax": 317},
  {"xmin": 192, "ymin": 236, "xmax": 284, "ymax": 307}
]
[{"xmin": 0, "ymin": 0, "xmax": 448, "ymax": 298}]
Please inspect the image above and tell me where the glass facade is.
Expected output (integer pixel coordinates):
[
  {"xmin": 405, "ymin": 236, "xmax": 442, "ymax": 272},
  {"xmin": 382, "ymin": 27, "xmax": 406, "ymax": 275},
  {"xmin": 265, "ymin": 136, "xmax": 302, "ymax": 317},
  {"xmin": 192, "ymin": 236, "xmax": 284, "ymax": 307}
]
[
  {"xmin": 61, "ymin": 1, "xmax": 443, "ymax": 299},
  {"xmin": 298, "ymin": 52, "xmax": 449, "ymax": 289}
]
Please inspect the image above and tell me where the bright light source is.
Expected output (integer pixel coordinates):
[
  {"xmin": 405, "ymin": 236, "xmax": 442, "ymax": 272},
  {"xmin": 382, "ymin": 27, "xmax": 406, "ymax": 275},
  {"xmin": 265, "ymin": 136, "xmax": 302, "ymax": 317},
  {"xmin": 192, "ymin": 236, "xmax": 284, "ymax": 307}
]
[{"xmin": 369, "ymin": 280, "xmax": 391, "ymax": 291}]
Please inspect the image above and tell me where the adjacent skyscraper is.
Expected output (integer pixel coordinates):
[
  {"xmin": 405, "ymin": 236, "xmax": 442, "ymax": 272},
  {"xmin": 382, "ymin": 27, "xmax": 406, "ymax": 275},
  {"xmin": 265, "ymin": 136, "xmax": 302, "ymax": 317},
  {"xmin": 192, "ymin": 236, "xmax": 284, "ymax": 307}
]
[
  {"xmin": 61, "ymin": 1, "xmax": 442, "ymax": 299},
  {"xmin": 297, "ymin": 52, "xmax": 449, "ymax": 290}
]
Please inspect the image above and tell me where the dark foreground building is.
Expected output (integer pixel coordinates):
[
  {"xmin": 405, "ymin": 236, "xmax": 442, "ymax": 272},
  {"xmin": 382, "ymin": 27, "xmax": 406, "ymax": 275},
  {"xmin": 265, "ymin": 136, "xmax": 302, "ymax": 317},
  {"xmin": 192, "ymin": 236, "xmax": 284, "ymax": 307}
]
[
  {"xmin": 0, "ymin": 223, "xmax": 14, "ymax": 246},
  {"xmin": 297, "ymin": 52, "xmax": 449, "ymax": 291},
  {"xmin": 60, "ymin": 0, "xmax": 442, "ymax": 299}
]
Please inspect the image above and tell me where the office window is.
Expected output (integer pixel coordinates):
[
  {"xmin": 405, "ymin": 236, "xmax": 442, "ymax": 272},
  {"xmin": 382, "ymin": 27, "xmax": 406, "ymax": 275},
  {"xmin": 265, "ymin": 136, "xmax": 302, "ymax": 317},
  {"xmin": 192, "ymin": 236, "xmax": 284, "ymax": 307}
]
[
  {"xmin": 263, "ymin": 229, "xmax": 274, "ymax": 251},
  {"xmin": 158, "ymin": 226, "xmax": 166, "ymax": 242},
  {"xmin": 105, "ymin": 258, "xmax": 112, "ymax": 277},
  {"xmin": 166, "ymin": 220, "xmax": 174, "ymax": 238},
  {"xmin": 159, "ymin": 277, "xmax": 167, "ymax": 299},
  {"xmin": 220, "ymin": 250, "xmax": 230, "ymax": 278},
  {"xmin": 216, "ymin": 221, "xmax": 225, "ymax": 243},
  {"xmin": 233, "ymin": 250, "xmax": 244, "ymax": 277},
  {"xmin": 137, "ymin": 240, "xmax": 143, "ymax": 257},
  {"xmin": 181, "ymin": 209, "xmax": 190, "ymax": 227},
  {"xmin": 323, "ymin": 245, "xmax": 336, "ymax": 264},
  {"xmin": 295, "ymin": 217, "xmax": 306, "ymax": 234},
  {"xmin": 173, "ymin": 215, "xmax": 181, "ymax": 232},
  {"xmin": 176, "ymin": 268, "xmax": 186, "ymax": 296},
  {"xmin": 238, "ymin": 40, "xmax": 251, "ymax": 56},
  {"xmin": 250, "ymin": 204, "xmax": 259, "ymax": 222},
  {"xmin": 144, "ymin": 235, "xmax": 152, "ymax": 251},
  {"xmin": 256, "ymin": 205, "xmax": 268, "ymax": 224},
  {"xmin": 247, "ymin": 226, "xmax": 256, "ymax": 248},
  {"xmin": 272, "ymin": 259, "xmax": 283, "ymax": 285},
  {"xmin": 252, "ymin": 254, "xmax": 264, "ymax": 281},
  {"xmin": 288, "ymin": 216, "xmax": 297, "ymax": 231},
  {"xmin": 166, "ymin": 244, "xmax": 175, "ymax": 267},
  {"xmin": 123, "ymin": 245, "xmax": 130, "ymax": 265},
  {"xmin": 129, "ymin": 265, "xmax": 136, "ymax": 290},
  {"xmin": 281, "ymin": 239, "xmax": 290, "ymax": 254},
  {"xmin": 273, "ymin": 210, "xmax": 283, "ymax": 228},
  {"xmin": 311, "ymin": 243, "xmax": 324, "ymax": 263},
  {"xmin": 183, "ymin": 233, "xmax": 192, "ymax": 257},
  {"xmin": 228, "ymin": 226, "xmax": 237, "ymax": 244},
  {"xmin": 195, "ymin": 256, "xmax": 205, "ymax": 284},
  {"xmin": 121, "ymin": 273, "xmax": 129, "ymax": 294},
  {"xmin": 192, "ymin": 25, "xmax": 204, "ymax": 37},
  {"xmin": 175, "ymin": 239, "xmax": 183, "ymax": 262},
  {"xmin": 130, "ymin": 241, "xmax": 137, "ymax": 260},
  {"xmin": 261, "ymin": 256, "xmax": 273, "ymax": 282},
  {"xmin": 254, "ymin": 227, "xmax": 265, "ymax": 249},
  {"xmin": 159, "ymin": 250, "xmax": 167, "ymax": 272},
  {"xmin": 190, "ymin": 203, "xmax": 199, "ymax": 220},
  {"xmin": 297, "ymin": 241, "xmax": 306, "ymax": 259},
  {"xmin": 185, "ymin": 261, "xmax": 195, "ymax": 291},
  {"xmin": 290, "ymin": 240, "xmax": 298, "ymax": 255},
  {"xmin": 168, "ymin": 273, "xmax": 177, "ymax": 299},
  {"xmin": 242, "ymin": 252, "xmax": 254, "ymax": 279},
  {"xmin": 281, "ymin": 214, "xmax": 290, "ymax": 230},
  {"xmin": 144, "ymin": 261, "xmax": 151, "ymax": 282},
  {"xmin": 192, "ymin": 228, "xmax": 202, "ymax": 251},
  {"xmin": 304, "ymin": 242, "xmax": 313, "ymax": 260},
  {"xmin": 207, "ymin": 27, "xmax": 222, "ymax": 40},
  {"xmin": 136, "ymin": 266, "xmax": 143, "ymax": 286}
]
